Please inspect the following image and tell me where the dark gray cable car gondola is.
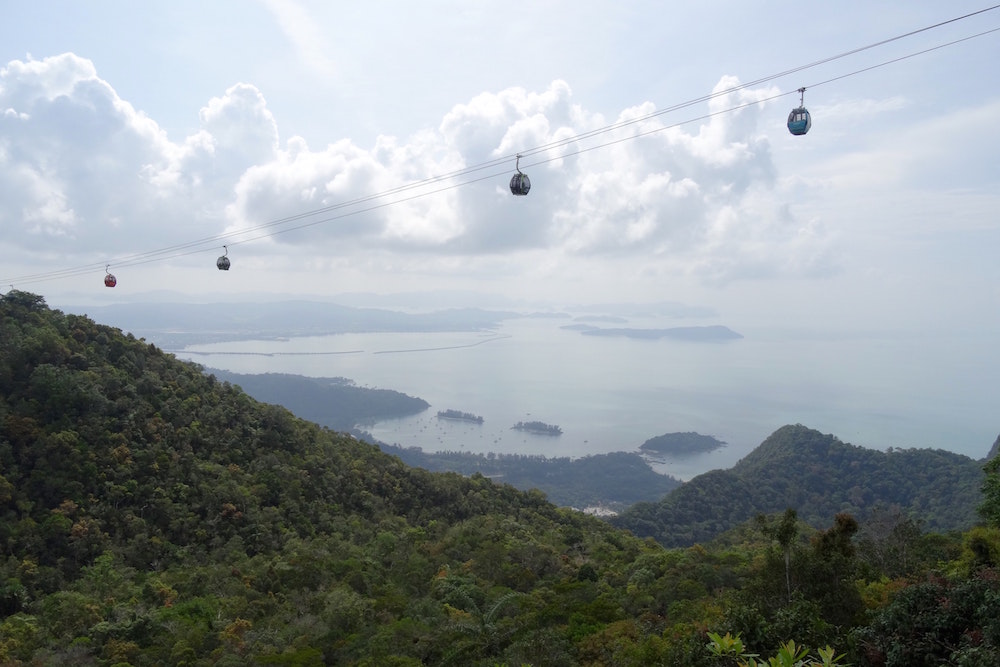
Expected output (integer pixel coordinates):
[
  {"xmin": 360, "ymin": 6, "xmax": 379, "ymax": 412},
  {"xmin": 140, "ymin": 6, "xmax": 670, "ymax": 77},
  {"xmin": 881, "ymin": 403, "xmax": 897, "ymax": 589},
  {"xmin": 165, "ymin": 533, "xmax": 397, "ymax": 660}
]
[
  {"xmin": 217, "ymin": 245, "xmax": 231, "ymax": 271},
  {"xmin": 509, "ymin": 154, "xmax": 531, "ymax": 196},
  {"xmin": 787, "ymin": 87, "xmax": 811, "ymax": 136}
]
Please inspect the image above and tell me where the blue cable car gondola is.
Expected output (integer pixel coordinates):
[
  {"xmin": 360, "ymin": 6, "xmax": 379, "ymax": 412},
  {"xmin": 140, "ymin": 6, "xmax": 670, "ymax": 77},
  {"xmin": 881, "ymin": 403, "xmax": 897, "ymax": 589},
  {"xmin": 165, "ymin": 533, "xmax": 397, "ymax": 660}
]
[
  {"xmin": 787, "ymin": 87, "xmax": 811, "ymax": 136},
  {"xmin": 217, "ymin": 245, "xmax": 231, "ymax": 271},
  {"xmin": 509, "ymin": 154, "xmax": 530, "ymax": 196}
]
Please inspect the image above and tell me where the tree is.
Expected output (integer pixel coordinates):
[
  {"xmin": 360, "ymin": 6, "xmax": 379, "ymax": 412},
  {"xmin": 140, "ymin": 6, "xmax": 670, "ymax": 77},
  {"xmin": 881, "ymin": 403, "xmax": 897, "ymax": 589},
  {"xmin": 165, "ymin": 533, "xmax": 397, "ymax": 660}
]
[
  {"xmin": 854, "ymin": 571, "xmax": 1000, "ymax": 666},
  {"xmin": 800, "ymin": 513, "xmax": 863, "ymax": 629},
  {"xmin": 980, "ymin": 455, "xmax": 1000, "ymax": 528},
  {"xmin": 757, "ymin": 509, "xmax": 799, "ymax": 602},
  {"xmin": 855, "ymin": 505, "xmax": 923, "ymax": 578}
]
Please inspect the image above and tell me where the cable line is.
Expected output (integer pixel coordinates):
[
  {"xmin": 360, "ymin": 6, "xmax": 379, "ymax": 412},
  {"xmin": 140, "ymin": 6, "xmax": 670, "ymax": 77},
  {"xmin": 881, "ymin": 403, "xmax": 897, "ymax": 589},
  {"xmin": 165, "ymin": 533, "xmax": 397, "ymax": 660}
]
[{"xmin": 3, "ymin": 6, "xmax": 998, "ymax": 288}]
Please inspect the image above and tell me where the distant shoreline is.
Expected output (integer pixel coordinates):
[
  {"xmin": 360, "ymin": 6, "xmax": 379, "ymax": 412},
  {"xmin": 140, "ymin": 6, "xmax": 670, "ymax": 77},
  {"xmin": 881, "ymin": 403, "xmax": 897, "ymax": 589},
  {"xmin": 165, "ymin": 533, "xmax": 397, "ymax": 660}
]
[
  {"xmin": 172, "ymin": 333, "xmax": 511, "ymax": 357},
  {"xmin": 372, "ymin": 334, "xmax": 511, "ymax": 354},
  {"xmin": 174, "ymin": 349, "xmax": 364, "ymax": 356}
]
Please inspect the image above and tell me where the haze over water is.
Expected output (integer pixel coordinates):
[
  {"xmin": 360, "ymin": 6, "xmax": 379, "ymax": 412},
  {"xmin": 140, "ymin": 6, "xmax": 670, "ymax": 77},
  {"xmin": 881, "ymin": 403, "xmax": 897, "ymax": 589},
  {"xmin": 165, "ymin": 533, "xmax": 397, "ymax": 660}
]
[{"xmin": 176, "ymin": 317, "xmax": 998, "ymax": 480}]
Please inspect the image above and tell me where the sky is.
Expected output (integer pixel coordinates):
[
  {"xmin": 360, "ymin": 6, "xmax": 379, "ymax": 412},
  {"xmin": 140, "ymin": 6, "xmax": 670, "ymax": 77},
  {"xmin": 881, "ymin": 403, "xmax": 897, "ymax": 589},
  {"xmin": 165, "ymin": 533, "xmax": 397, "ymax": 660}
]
[{"xmin": 1, "ymin": 1, "xmax": 999, "ymax": 338}]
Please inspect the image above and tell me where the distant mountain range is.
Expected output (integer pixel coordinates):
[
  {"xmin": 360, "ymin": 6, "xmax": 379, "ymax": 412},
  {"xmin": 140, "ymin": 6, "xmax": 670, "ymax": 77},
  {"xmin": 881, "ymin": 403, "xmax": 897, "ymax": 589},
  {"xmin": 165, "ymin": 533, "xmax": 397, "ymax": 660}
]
[
  {"xmin": 72, "ymin": 301, "xmax": 517, "ymax": 347},
  {"xmin": 63, "ymin": 299, "xmax": 739, "ymax": 348}
]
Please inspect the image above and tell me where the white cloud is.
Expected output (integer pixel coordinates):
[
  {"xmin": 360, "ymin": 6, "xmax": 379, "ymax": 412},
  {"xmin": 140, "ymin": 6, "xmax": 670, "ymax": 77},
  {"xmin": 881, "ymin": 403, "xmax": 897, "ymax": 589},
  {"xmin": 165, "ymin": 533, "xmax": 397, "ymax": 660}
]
[
  {"xmin": 1, "ymin": 53, "xmax": 839, "ymax": 290},
  {"xmin": 199, "ymin": 83, "xmax": 280, "ymax": 165},
  {"xmin": 0, "ymin": 55, "xmax": 287, "ymax": 258}
]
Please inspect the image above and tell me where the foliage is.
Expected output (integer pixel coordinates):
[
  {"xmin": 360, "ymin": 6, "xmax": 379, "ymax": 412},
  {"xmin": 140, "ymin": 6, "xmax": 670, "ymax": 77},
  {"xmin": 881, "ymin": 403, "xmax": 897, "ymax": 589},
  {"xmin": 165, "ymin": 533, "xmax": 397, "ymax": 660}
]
[
  {"xmin": 979, "ymin": 454, "xmax": 1000, "ymax": 528},
  {"xmin": 0, "ymin": 291, "xmax": 995, "ymax": 666},
  {"xmin": 615, "ymin": 424, "xmax": 984, "ymax": 547},
  {"xmin": 706, "ymin": 632, "xmax": 846, "ymax": 666},
  {"xmin": 852, "ymin": 569, "xmax": 1000, "ymax": 666},
  {"xmin": 706, "ymin": 632, "xmax": 844, "ymax": 667},
  {"xmin": 0, "ymin": 291, "xmax": 700, "ymax": 664},
  {"xmin": 380, "ymin": 444, "xmax": 682, "ymax": 510}
]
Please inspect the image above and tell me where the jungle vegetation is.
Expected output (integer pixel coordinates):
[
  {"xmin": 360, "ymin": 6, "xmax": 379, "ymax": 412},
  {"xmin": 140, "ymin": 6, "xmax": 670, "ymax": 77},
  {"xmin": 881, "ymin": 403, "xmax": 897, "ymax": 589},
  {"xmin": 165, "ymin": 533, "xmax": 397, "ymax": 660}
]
[
  {"xmin": 615, "ymin": 424, "xmax": 985, "ymax": 547},
  {"xmin": 2, "ymin": 290, "xmax": 1000, "ymax": 666},
  {"xmin": 378, "ymin": 446, "xmax": 682, "ymax": 511}
]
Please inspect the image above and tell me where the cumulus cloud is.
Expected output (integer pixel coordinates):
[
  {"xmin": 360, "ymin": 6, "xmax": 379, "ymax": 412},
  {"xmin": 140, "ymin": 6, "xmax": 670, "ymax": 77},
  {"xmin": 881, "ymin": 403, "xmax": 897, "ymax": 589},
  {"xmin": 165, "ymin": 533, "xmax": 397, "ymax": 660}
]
[
  {"xmin": 0, "ymin": 55, "xmax": 289, "ymax": 261},
  {"xmin": 0, "ymin": 53, "xmax": 835, "ymax": 288}
]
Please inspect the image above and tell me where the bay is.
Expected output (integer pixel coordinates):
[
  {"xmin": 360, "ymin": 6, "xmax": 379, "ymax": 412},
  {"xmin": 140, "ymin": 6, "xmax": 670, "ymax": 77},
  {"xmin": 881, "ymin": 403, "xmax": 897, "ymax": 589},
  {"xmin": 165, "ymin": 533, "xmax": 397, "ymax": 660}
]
[{"xmin": 175, "ymin": 317, "xmax": 999, "ymax": 480}]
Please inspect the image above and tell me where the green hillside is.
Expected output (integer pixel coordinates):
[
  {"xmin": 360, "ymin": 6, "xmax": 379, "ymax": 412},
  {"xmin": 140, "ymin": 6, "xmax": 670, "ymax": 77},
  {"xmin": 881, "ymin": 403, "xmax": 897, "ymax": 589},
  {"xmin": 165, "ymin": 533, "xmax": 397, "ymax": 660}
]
[
  {"xmin": 614, "ymin": 424, "xmax": 985, "ymax": 547},
  {"xmin": 379, "ymin": 445, "xmax": 682, "ymax": 511},
  {"xmin": 4, "ymin": 291, "xmax": 762, "ymax": 665},
  {"xmin": 205, "ymin": 370, "xmax": 429, "ymax": 431},
  {"xmin": 4, "ymin": 290, "xmax": 1000, "ymax": 666}
]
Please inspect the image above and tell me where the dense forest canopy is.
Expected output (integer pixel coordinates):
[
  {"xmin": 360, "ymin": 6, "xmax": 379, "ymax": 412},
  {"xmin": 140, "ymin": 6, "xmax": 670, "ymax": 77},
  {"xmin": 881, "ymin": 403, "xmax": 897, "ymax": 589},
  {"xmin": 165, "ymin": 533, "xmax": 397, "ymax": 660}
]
[
  {"xmin": 2, "ymin": 290, "xmax": 1000, "ymax": 666},
  {"xmin": 615, "ymin": 424, "xmax": 986, "ymax": 547},
  {"xmin": 379, "ymin": 445, "xmax": 682, "ymax": 511}
]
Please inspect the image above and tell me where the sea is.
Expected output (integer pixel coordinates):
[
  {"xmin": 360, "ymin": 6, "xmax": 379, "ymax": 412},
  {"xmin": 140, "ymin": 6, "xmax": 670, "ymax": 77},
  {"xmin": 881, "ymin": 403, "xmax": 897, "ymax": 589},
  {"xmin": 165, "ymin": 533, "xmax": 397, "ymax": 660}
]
[{"xmin": 173, "ymin": 317, "xmax": 999, "ymax": 480}]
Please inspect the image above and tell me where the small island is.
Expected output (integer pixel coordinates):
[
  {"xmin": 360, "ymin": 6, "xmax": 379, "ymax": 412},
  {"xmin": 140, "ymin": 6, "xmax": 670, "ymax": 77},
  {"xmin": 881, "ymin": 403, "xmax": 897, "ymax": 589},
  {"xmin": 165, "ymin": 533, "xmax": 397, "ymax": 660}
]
[
  {"xmin": 512, "ymin": 420, "xmax": 563, "ymax": 436},
  {"xmin": 640, "ymin": 432, "xmax": 725, "ymax": 456},
  {"xmin": 580, "ymin": 325, "xmax": 742, "ymax": 341},
  {"xmin": 437, "ymin": 409, "xmax": 484, "ymax": 424}
]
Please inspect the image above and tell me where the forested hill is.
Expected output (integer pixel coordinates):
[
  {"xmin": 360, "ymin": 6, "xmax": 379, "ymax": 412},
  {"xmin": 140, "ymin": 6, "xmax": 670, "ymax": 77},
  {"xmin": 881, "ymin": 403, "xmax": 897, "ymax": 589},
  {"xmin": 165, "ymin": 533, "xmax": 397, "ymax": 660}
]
[
  {"xmin": 0, "ymin": 291, "xmax": 661, "ymax": 664},
  {"xmin": 8, "ymin": 292, "xmax": 1000, "ymax": 665},
  {"xmin": 613, "ymin": 424, "xmax": 987, "ymax": 547},
  {"xmin": 206, "ymin": 369, "xmax": 429, "ymax": 430}
]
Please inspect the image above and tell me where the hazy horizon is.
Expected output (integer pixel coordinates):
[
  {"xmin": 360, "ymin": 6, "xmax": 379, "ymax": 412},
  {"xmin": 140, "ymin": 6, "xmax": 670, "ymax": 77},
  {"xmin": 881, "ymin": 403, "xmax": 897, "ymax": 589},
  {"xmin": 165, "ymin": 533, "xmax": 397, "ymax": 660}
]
[{"xmin": 4, "ymin": 3, "xmax": 998, "ymax": 458}]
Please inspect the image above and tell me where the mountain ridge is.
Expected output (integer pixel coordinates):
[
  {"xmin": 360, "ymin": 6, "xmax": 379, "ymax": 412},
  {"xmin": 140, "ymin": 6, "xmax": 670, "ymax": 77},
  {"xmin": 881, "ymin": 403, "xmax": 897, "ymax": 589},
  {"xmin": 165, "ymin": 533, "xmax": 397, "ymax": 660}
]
[{"xmin": 613, "ymin": 423, "xmax": 988, "ymax": 547}]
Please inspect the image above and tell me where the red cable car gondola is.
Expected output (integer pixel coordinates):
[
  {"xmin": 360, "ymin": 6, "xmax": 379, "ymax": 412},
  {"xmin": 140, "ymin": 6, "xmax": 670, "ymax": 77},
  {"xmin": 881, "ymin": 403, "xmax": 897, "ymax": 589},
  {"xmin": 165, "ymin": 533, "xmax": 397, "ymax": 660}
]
[{"xmin": 104, "ymin": 265, "xmax": 117, "ymax": 288}]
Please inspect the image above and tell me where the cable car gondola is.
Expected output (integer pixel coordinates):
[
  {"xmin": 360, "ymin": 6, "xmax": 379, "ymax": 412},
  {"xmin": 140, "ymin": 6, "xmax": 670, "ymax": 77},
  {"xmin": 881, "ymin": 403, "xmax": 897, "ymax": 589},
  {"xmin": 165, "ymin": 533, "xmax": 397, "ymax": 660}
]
[
  {"xmin": 217, "ymin": 245, "xmax": 231, "ymax": 271},
  {"xmin": 104, "ymin": 265, "xmax": 117, "ymax": 288},
  {"xmin": 509, "ymin": 154, "xmax": 531, "ymax": 196},
  {"xmin": 787, "ymin": 87, "xmax": 811, "ymax": 136}
]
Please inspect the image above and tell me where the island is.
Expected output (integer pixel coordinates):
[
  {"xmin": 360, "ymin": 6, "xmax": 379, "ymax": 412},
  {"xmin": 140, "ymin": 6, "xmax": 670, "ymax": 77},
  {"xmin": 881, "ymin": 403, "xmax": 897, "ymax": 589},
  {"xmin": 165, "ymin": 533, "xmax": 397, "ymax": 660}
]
[
  {"xmin": 579, "ymin": 325, "xmax": 742, "ymax": 341},
  {"xmin": 639, "ymin": 431, "xmax": 726, "ymax": 456},
  {"xmin": 512, "ymin": 420, "xmax": 563, "ymax": 436},
  {"xmin": 437, "ymin": 409, "xmax": 484, "ymax": 424}
]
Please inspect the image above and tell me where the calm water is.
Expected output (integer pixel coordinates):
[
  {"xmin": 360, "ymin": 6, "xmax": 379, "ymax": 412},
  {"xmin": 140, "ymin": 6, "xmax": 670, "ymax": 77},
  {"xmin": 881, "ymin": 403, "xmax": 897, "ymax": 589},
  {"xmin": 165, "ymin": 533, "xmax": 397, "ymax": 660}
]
[{"xmin": 175, "ymin": 318, "xmax": 998, "ymax": 479}]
